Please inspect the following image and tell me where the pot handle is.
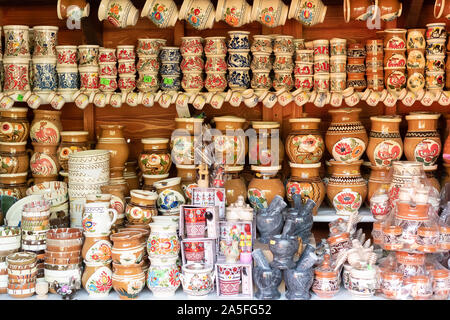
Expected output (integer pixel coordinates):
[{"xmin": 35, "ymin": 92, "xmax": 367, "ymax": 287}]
[{"xmin": 107, "ymin": 208, "xmax": 118, "ymax": 228}]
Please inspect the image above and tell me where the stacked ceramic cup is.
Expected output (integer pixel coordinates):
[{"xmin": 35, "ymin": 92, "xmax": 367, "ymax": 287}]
[
  {"xmin": 383, "ymin": 29, "xmax": 407, "ymax": 93},
  {"xmin": 6, "ymin": 252, "xmax": 37, "ymax": 298},
  {"xmin": 366, "ymin": 39, "xmax": 384, "ymax": 92},
  {"xmin": 117, "ymin": 45, "xmax": 136, "ymax": 94},
  {"xmin": 180, "ymin": 37, "xmax": 204, "ymax": 94},
  {"xmin": 329, "ymin": 38, "xmax": 347, "ymax": 94},
  {"xmin": 21, "ymin": 199, "xmax": 51, "ymax": 280},
  {"xmin": 78, "ymin": 45, "xmax": 100, "ymax": 95},
  {"xmin": 98, "ymin": 47, "xmax": 118, "ymax": 95},
  {"xmin": 44, "ymin": 228, "xmax": 83, "ymax": 293},
  {"xmin": 294, "ymin": 48, "xmax": 314, "ymax": 91},
  {"xmin": 347, "ymin": 42, "xmax": 366, "ymax": 91},
  {"xmin": 0, "ymin": 226, "xmax": 21, "ymax": 294},
  {"xmin": 406, "ymin": 30, "xmax": 426, "ymax": 94},
  {"xmin": 159, "ymin": 47, "xmax": 182, "ymax": 91},
  {"xmin": 273, "ymin": 35, "xmax": 294, "ymax": 92},
  {"xmin": 312, "ymin": 39, "xmax": 330, "ymax": 93},
  {"xmin": 227, "ymin": 31, "xmax": 251, "ymax": 91},
  {"xmin": 136, "ymin": 38, "xmax": 166, "ymax": 93},
  {"xmin": 425, "ymin": 23, "xmax": 446, "ymax": 91},
  {"xmin": 56, "ymin": 45, "xmax": 79, "ymax": 103},
  {"xmin": 251, "ymin": 35, "xmax": 273, "ymax": 93},
  {"xmin": 204, "ymin": 37, "xmax": 228, "ymax": 93}
]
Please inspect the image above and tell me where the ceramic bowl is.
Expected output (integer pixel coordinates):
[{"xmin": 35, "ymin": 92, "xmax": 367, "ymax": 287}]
[{"xmin": 26, "ymin": 181, "xmax": 68, "ymax": 207}]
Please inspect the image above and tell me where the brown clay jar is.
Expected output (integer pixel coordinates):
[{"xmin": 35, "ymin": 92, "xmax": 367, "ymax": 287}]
[
  {"xmin": 0, "ymin": 142, "xmax": 29, "ymax": 174},
  {"xmin": 384, "ymin": 68, "xmax": 407, "ymax": 91},
  {"xmin": 125, "ymin": 190, "xmax": 158, "ymax": 224},
  {"xmin": 124, "ymin": 161, "xmax": 140, "ymax": 191},
  {"xmin": 384, "ymin": 50, "xmax": 406, "ymax": 68},
  {"xmin": 81, "ymin": 233, "xmax": 112, "ymax": 264},
  {"xmin": 248, "ymin": 165, "xmax": 285, "ymax": 209},
  {"xmin": 111, "ymin": 261, "xmax": 145, "ymax": 300},
  {"xmin": 312, "ymin": 254, "xmax": 339, "ymax": 298},
  {"xmin": 0, "ymin": 107, "xmax": 29, "ymax": 142},
  {"xmin": 176, "ymin": 164, "xmax": 198, "ymax": 203},
  {"xmin": 0, "ymin": 172, "xmax": 28, "ymax": 199},
  {"xmin": 404, "ymin": 112, "xmax": 441, "ymax": 167},
  {"xmin": 383, "ymin": 29, "xmax": 407, "ymax": 50},
  {"xmin": 249, "ymin": 121, "xmax": 284, "ymax": 166},
  {"xmin": 81, "ymin": 260, "xmax": 112, "ymax": 297},
  {"xmin": 30, "ymin": 110, "xmax": 62, "ymax": 145},
  {"xmin": 325, "ymin": 108, "xmax": 368, "ymax": 162},
  {"xmin": 57, "ymin": 131, "xmax": 89, "ymax": 172},
  {"xmin": 223, "ymin": 165, "xmax": 247, "ymax": 206},
  {"xmin": 213, "ymin": 116, "xmax": 247, "ymax": 166},
  {"xmin": 171, "ymin": 117, "xmax": 204, "ymax": 165},
  {"xmin": 30, "ymin": 142, "xmax": 59, "ymax": 181},
  {"xmin": 110, "ymin": 231, "xmax": 145, "ymax": 265},
  {"xmin": 96, "ymin": 125, "xmax": 129, "ymax": 173},
  {"xmin": 367, "ymin": 115, "xmax": 403, "ymax": 167},
  {"xmin": 138, "ymin": 138, "xmax": 172, "ymax": 175},
  {"xmin": 142, "ymin": 173, "xmax": 169, "ymax": 191},
  {"xmin": 286, "ymin": 118, "xmax": 324, "ymax": 164},
  {"xmin": 367, "ymin": 165, "xmax": 390, "ymax": 203},
  {"xmin": 286, "ymin": 162, "xmax": 325, "ymax": 215},
  {"xmin": 326, "ymin": 160, "xmax": 367, "ymax": 216}
]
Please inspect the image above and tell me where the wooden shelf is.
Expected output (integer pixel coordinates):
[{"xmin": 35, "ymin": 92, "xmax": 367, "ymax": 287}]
[{"xmin": 314, "ymin": 207, "xmax": 374, "ymax": 223}]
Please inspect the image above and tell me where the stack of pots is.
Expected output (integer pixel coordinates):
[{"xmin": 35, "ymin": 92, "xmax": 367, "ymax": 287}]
[
  {"xmin": 425, "ymin": 23, "xmax": 446, "ymax": 92},
  {"xmin": 21, "ymin": 199, "xmax": 51, "ymax": 280},
  {"xmin": 77, "ymin": 45, "xmax": 100, "ymax": 94},
  {"xmin": 406, "ymin": 29, "xmax": 426, "ymax": 94},
  {"xmin": 273, "ymin": 35, "xmax": 294, "ymax": 92},
  {"xmin": 117, "ymin": 45, "xmax": 136, "ymax": 94},
  {"xmin": 250, "ymin": 35, "xmax": 272, "ymax": 93},
  {"xmin": 347, "ymin": 42, "xmax": 366, "ymax": 91},
  {"xmin": 6, "ymin": 252, "xmax": 37, "ymax": 298},
  {"xmin": 0, "ymin": 226, "xmax": 21, "ymax": 293},
  {"xmin": 136, "ymin": 38, "xmax": 166, "ymax": 93},
  {"xmin": 204, "ymin": 36, "xmax": 228, "ymax": 93},
  {"xmin": 180, "ymin": 37, "xmax": 204, "ymax": 93},
  {"xmin": 383, "ymin": 29, "xmax": 407, "ymax": 92},
  {"xmin": 366, "ymin": 39, "xmax": 384, "ymax": 92},
  {"xmin": 159, "ymin": 47, "xmax": 182, "ymax": 92},
  {"xmin": 295, "ymin": 48, "xmax": 314, "ymax": 91},
  {"xmin": 329, "ymin": 38, "xmax": 347, "ymax": 94},
  {"xmin": 45, "ymin": 228, "xmax": 83, "ymax": 293},
  {"xmin": 98, "ymin": 47, "xmax": 118, "ymax": 95},
  {"xmin": 29, "ymin": 110, "xmax": 62, "ymax": 185},
  {"xmin": 0, "ymin": 107, "xmax": 30, "ymax": 200},
  {"xmin": 56, "ymin": 45, "xmax": 79, "ymax": 102},
  {"xmin": 227, "ymin": 31, "xmax": 251, "ymax": 91}
]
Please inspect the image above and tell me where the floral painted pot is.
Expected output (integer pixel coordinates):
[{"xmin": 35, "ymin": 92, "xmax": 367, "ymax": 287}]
[
  {"xmin": 312, "ymin": 255, "xmax": 340, "ymax": 298},
  {"xmin": 181, "ymin": 73, "xmax": 204, "ymax": 92},
  {"xmin": 0, "ymin": 172, "xmax": 28, "ymax": 199},
  {"xmin": 176, "ymin": 165, "xmax": 198, "ymax": 203},
  {"xmin": 179, "ymin": 0, "xmax": 215, "ymax": 30},
  {"xmin": 383, "ymin": 29, "xmax": 407, "ymax": 50},
  {"xmin": 286, "ymin": 118, "xmax": 324, "ymax": 164},
  {"xmin": 227, "ymin": 31, "xmax": 250, "ymax": 50},
  {"xmin": 3, "ymin": 57, "xmax": 31, "ymax": 93},
  {"xmin": 180, "ymin": 263, "xmax": 214, "ymax": 297},
  {"xmin": 248, "ymin": 165, "xmax": 285, "ymax": 209},
  {"xmin": 180, "ymin": 55, "xmax": 204, "ymax": 72},
  {"xmin": 0, "ymin": 142, "xmax": 28, "ymax": 174},
  {"xmin": 273, "ymin": 71, "xmax": 294, "ymax": 91},
  {"xmin": 98, "ymin": 0, "xmax": 139, "ymax": 28},
  {"xmin": 141, "ymin": 0, "xmax": 179, "ymax": 28},
  {"xmin": 138, "ymin": 138, "xmax": 171, "ymax": 175},
  {"xmin": 3, "ymin": 25, "xmax": 30, "ymax": 58},
  {"xmin": 56, "ymin": 67, "xmax": 79, "ymax": 90},
  {"xmin": 216, "ymin": 0, "xmax": 252, "ymax": 27},
  {"xmin": 217, "ymin": 264, "xmax": 241, "ymax": 296},
  {"xmin": 147, "ymin": 256, "xmax": 180, "ymax": 297},
  {"xmin": 81, "ymin": 260, "xmax": 113, "ymax": 297},
  {"xmin": 31, "ymin": 57, "xmax": 57, "ymax": 92},
  {"xmin": 111, "ymin": 261, "xmax": 145, "ymax": 300},
  {"xmin": 205, "ymin": 72, "xmax": 227, "ymax": 92},
  {"xmin": 205, "ymin": 55, "xmax": 227, "ymax": 73},
  {"xmin": 111, "ymin": 231, "xmax": 145, "ymax": 265},
  {"xmin": 30, "ymin": 143, "xmax": 59, "ymax": 181},
  {"xmin": 367, "ymin": 116, "xmax": 403, "ymax": 167},
  {"xmin": 147, "ymin": 223, "xmax": 179, "ymax": 259},
  {"xmin": 32, "ymin": 26, "xmax": 58, "ymax": 57},
  {"xmin": 228, "ymin": 68, "xmax": 250, "ymax": 90},
  {"xmin": 326, "ymin": 160, "xmax": 367, "ymax": 216},
  {"xmin": 289, "ymin": 0, "xmax": 327, "ymax": 26},
  {"xmin": 57, "ymin": 131, "xmax": 89, "ymax": 172},
  {"xmin": 171, "ymin": 117, "xmax": 203, "ymax": 166},
  {"xmin": 184, "ymin": 207, "xmax": 207, "ymax": 238},
  {"xmin": 249, "ymin": 121, "xmax": 284, "ymax": 166},
  {"xmin": 125, "ymin": 190, "xmax": 158, "ymax": 225},
  {"xmin": 30, "ymin": 110, "xmax": 62, "ymax": 145},
  {"xmin": 153, "ymin": 177, "xmax": 186, "ymax": 215}
]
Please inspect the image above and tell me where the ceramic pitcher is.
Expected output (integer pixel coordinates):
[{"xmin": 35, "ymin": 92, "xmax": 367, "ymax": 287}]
[{"xmin": 82, "ymin": 202, "xmax": 118, "ymax": 235}]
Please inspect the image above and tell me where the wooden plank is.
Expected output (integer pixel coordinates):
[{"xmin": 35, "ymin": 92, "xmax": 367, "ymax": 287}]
[
  {"xmin": 81, "ymin": 0, "xmax": 103, "ymax": 46},
  {"xmin": 405, "ymin": 0, "xmax": 426, "ymax": 28}
]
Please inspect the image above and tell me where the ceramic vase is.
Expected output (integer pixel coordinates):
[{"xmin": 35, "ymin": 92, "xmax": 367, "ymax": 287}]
[
  {"xmin": 248, "ymin": 165, "xmax": 285, "ymax": 209},
  {"xmin": 147, "ymin": 256, "xmax": 180, "ymax": 297},
  {"xmin": 111, "ymin": 262, "xmax": 145, "ymax": 300},
  {"xmin": 286, "ymin": 118, "xmax": 324, "ymax": 164}
]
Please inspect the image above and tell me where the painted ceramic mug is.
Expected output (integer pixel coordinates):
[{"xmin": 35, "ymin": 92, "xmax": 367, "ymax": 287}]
[
  {"xmin": 98, "ymin": 0, "xmax": 139, "ymax": 28},
  {"xmin": 178, "ymin": 0, "xmax": 216, "ymax": 30},
  {"xmin": 82, "ymin": 202, "xmax": 118, "ymax": 235},
  {"xmin": 141, "ymin": 0, "xmax": 179, "ymax": 28},
  {"xmin": 215, "ymin": 0, "xmax": 252, "ymax": 27},
  {"xmin": 252, "ymin": 0, "xmax": 289, "ymax": 27}
]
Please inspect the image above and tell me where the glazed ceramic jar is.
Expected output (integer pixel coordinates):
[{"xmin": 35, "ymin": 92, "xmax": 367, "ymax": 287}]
[
  {"xmin": 57, "ymin": 131, "xmax": 89, "ymax": 172},
  {"xmin": 286, "ymin": 118, "xmax": 324, "ymax": 164},
  {"xmin": 0, "ymin": 142, "xmax": 28, "ymax": 174},
  {"xmin": 367, "ymin": 116, "xmax": 403, "ymax": 167},
  {"xmin": 125, "ymin": 190, "xmax": 158, "ymax": 225},
  {"xmin": 286, "ymin": 163, "xmax": 325, "ymax": 215},
  {"xmin": 249, "ymin": 122, "xmax": 284, "ymax": 166},
  {"xmin": 147, "ymin": 223, "xmax": 179, "ymax": 259},
  {"xmin": 111, "ymin": 261, "xmax": 145, "ymax": 300},
  {"xmin": 248, "ymin": 165, "xmax": 285, "ymax": 209},
  {"xmin": 327, "ymin": 160, "xmax": 367, "ymax": 216},
  {"xmin": 223, "ymin": 165, "xmax": 247, "ymax": 206},
  {"xmin": 0, "ymin": 172, "xmax": 28, "ymax": 199},
  {"xmin": 312, "ymin": 254, "xmax": 339, "ymax": 298},
  {"xmin": 138, "ymin": 138, "xmax": 171, "ymax": 175},
  {"xmin": 348, "ymin": 267, "xmax": 377, "ymax": 298},
  {"xmin": 96, "ymin": 124, "xmax": 129, "ymax": 173},
  {"xmin": 180, "ymin": 263, "xmax": 214, "ymax": 297},
  {"xmin": 30, "ymin": 110, "xmax": 62, "ymax": 145},
  {"xmin": 81, "ymin": 260, "xmax": 113, "ymax": 297},
  {"xmin": 0, "ymin": 108, "xmax": 29, "ymax": 142},
  {"xmin": 213, "ymin": 116, "xmax": 247, "ymax": 166},
  {"xmin": 6, "ymin": 251, "xmax": 37, "ymax": 298},
  {"xmin": 30, "ymin": 143, "xmax": 60, "ymax": 182},
  {"xmin": 325, "ymin": 108, "xmax": 368, "ymax": 162},
  {"xmin": 176, "ymin": 165, "xmax": 198, "ymax": 203},
  {"xmin": 147, "ymin": 256, "xmax": 180, "ymax": 297},
  {"xmin": 171, "ymin": 117, "xmax": 204, "ymax": 166},
  {"xmin": 404, "ymin": 113, "xmax": 441, "ymax": 167},
  {"xmin": 153, "ymin": 177, "xmax": 186, "ymax": 215},
  {"xmin": 388, "ymin": 161, "xmax": 424, "ymax": 203},
  {"xmin": 81, "ymin": 233, "xmax": 112, "ymax": 264}
]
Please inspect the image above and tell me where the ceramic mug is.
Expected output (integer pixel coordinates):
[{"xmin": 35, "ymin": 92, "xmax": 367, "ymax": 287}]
[
  {"xmin": 3, "ymin": 25, "xmax": 30, "ymax": 58},
  {"xmin": 215, "ymin": 0, "xmax": 252, "ymax": 27},
  {"xmin": 136, "ymin": 38, "xmax": 167, "ymax": 56},
  {"xmin": 98, "ymin": 0, "xmax": 139, "ymax": 28},
  {"xmin": 179, "ymin": 0, "xmax": 216, "ymax": 30},
  {"xmin": 251, "ymin": 35, "xmax": 272, "ymax": 53},
  {"xmin": 204, "ymin": 37, "xmax": 227, "ymax": 55},
  {"xmin": 57, "ymin": 67, "xmax": 79, "ymax": 90},
  {"xmin": 141, "ymin": 0, "xmax": 179, "ymax": 28},
  {"xmin": 78, "ymin": 45, "xmax": 99, "ymax": 66},
  {"xmin": 32, "ymin": 57, "xmax": 58, "ymax": 91},
  {"xmin": 228, "ymin": 68, "xmax": 250, "ymax": 90},
  {"xmin": 252, "ymin": 0, "xmax": 289, "ymax": 27},
  {"xmin": 56, "ymin": 45, "xmax": 78, "ymax": 66},
  {"xmin": 98, "ymin": 47, "xmax": 117, "ymax": 63},
  {"xmin": 227, "ymin": 31, "xmax": 250, "ymax": 50},
  {"xmin": 289, "ymin": 0, "xmax": 327, "ymax": 26},
  {"xmin": 82, "ymin": 202, "xmax": 118, "ymax": 235},
  {"xmin": 227, "ymin": 50, "xmax": 251, "ymax": 68},
  {"xmin": 116, "ymin": 45, "xmax": 136, "ymax": 60}
]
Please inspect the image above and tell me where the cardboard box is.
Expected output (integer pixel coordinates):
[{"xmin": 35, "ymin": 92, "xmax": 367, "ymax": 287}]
[
  {"xmin": 181, "ymin": 238, "xmax": 217, "ymax": 265},
  {"xmin": 179, "ymin": 204, "xmax": 219, "ymax": 239},
  {"xmin": 191, "ymin": 187, "xmax": 226, "ymax": 219},
  {"xmin": 215, "ymin": 261, "xmax": 253, "ymax": 298}
]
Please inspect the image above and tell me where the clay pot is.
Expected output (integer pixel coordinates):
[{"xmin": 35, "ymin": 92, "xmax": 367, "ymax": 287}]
[
  {"xmin": 223, "ymin": 165, "xmax": 247, "ymax": 206},
  {"xmin": 312, "ymin": 254, "xmax": 339, "ymax": 298},
  {"xmin": 125, "ymin": 190, "xmax": 158, "ymax": 224},
  {"xmin": 325, "ymin": 108, "xmax": 368, "ymax": 162},
  {"xmin": 147, "ymin": 256, "xmax": 180, "ymax": 297},
  {"xmin": 384, "ymin": 50, "xmax": 406, "ymax": 68},
  {"xmin": 367, "ymin": 165, "xmax": 390, "ymax": 203},
  {"xmin": 248, "ymin": 165, "xmax": 285, "ymax": 209},
  {"xmin": 142, "ymin": 173, "xmax": 169, "ymax": 191},
  {"xmin": 30, "ymin": 110, "xmax": 62, "ymax": 145},
  {"xmin": 0, "ymin": 172, "xmax": 28, "ymax": 199},
  {"xmin": 213, "ymin": 116, "xmax": 247, "ymax": 166},
  {"xmin": 111, "ymin": 261, "xmax": 145, "ymax": 300},
  {"xmin": 327, "ymin": 160, "xmax": 367, "ymax": 216},
  {"xmin": 171, "ymin": 117, "xmax": 204, "ymax": 165},
  {"xmin": 81, "ymin": 260, "xmax": 113, "ymax": 297},
  {"xmin": 407, "ymin": 29, "xmax": 426, "ymax": 50},
  {"xmin": 111, "ymin": 231, "xmax": 145, "ymax": 265},
  {"xmin": 383, "ymin": 29, "xmax": 407, "ymax": 50},
  {"xmin": 434, "ymin": 0, "xmax": 450, "ymax": 19},
  {"xmin": 249, "ymin": 121, "xmax": 284, "ymax": 166},
  {"xmin": 404, "ymin": 112, "xmax": 441, "ymax": 167},
  {"xmin": 81, "ymin": 233, "xmax": 112, "ymax": 264},
  {"xmin": 286, "ymin": 118, "xmax": 324, "ymax": 164},
  {"xmin": 138, "ymin": 138, "xmax": 171, "ymax": 175},
  {"xmin": 153, "ymin": 177, "xmax": 186, "ymax": 215},
  {"xmin": 327, "ymin": 232, "xmax": 352, "ymax": 260},
  {"xmin": 0, "ymin": 142, "xmax": 29, "ymax": 174},
  {"xmin": 379, "ymin": 0, "xmax": 402, "ymax": 21},
  {"xmin": 101, "ymin": 184, "xmax": 126, "ymax": 215},
  {"xmin": 96, "ymin": 124, "xmax": 129, "ymax": 173},
  {"xmin": 57, "ymin": 131, "xmax": 89, "ymax": 172},
  {"xmin": 384, "ymin": 68, "xmax": 407, "ymax": 91},
  {"xmin": 367, "ymin": 115, "xmax": 403, "ymax": 167},
  {"xmin": 123, "ymin": 161, "xmax": 140, "ymax": 191},
  {"xmin": 286, "ymin": 163, "xmax": 325, "ymax": 215},
  {"xmin": 176, "ymin": 164, "xmax": 198, "ymax": 203},
  {"xmin": 147, "ymin": 223, "xmax": 179, "ymax": 259},
  {"xmin": 30, "ymin": 142, "xmax": 59, "ymax": 180},
  {"xmin": 0, "ymin": 108, "xmax": 29, "ymax": 142}
]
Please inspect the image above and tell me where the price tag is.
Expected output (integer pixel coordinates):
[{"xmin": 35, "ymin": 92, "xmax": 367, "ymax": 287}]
[
  {"xmin": 269, "ymin": 240, "xmax": 275, "ymax": 245},
  {"xmin": 16, "ymin": 94, "xmax": 24, "ymax": 102},
  {"xmin": 163, "ymin": 78, "xmax": 174, "ymax": 85},
  {"xmin": 143, "ymin": 75, "xmax": 153, "ymax": 83},
  {"xmin": 100, "ymin": 78, "xmax": 110, "ymax": 85}
]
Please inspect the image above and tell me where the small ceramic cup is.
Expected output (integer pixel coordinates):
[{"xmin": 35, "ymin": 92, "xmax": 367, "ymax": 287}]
[{"xmin": 78, "ymin": 45, "xmax": 99, "ymax": 66}]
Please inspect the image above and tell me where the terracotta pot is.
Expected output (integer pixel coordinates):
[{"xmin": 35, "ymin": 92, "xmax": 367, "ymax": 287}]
[
  {"xmin": 153, "ymin": 177, "xmax": 186, "ymax": 215},
  {"xmin": 96, "ymin": 124, "xmax": 129, "ymax": 172},
  {"xmin": 81, "ymin": 260, "xmax": 112, "ymax": 297},
  {"xmin": 367, "ymin": 115, "xmax": 403, "ymax": 167},
  {"xmin": 111, "ymin": 261, "xmax": 145, "ymax": 300},
  {"xmin": 0, "ymin": 108, "xmax": 30, "ymax": 142},
  {"xmin": 383, "ymin": 29, "xmax": 407, "ymax": 50},
  {"xmin": 57, "ymin": 131, "xmax": 89, "ymax": 172},
  {"xmin": 326, "ymin": 160, "xmax": 367, "ymax": 216},
  {"xmin": 81, "ymin": 233, "xmax": 112, "ymax": 264},
  {"xmin": 384, "ymin": 50, "xmax": 406, "ymax": 68},
  {"xmin": 138, "ymin": 138, "xmax": 171, "ymax": 175},
  {"xmin": 125, "ymin": 190, "xmax": 158, "ymax": 224},
  {"xmin": 404, "ymin": 112, "xmax": 441, "ymax": 167},
  {"xmin": 286, "ymin": 118, "xmax": 324, "ymax": 164},
  {"xmin": 248, "ymin": 165, "xmax": 285, "ymax": 209},
  {"xmin": 171, "ymin": 117, "xmax": 204, "ymax": 165},
  {"xmin": 0, "ymin": 142, "xmax": 29, "ymax": 174},
  {"xmin": 0, "ymin": 172, "xmax": 28, "ymax": 199},
  {"xmin": 434, "ymin": 0, "xmax": 450, "ymax": 19},
  {"xmin": 286, "ymin": 162, "xmax": 325, "ymax": 215},
  {"xmin": 111, "ymin": 231, "xmax": 145, "ymax": 265},
  {"xmin": 249, "ymin": 121, "xmax": 284, "ymax": 166},
  {"xmin": 367, "ymin": 165, "xmax": 390, "ymax": 203},
  {"xmin": 30, "ymin": 110, "xmax": 62, "ymax": 145},
  {"xmin": 101, "ymin": 184, "xmax": 126, "ymax": 214},
  {"xmin": 379, "ymin": 0, "xmax": 402, "ymax": 21},
  {"xmin": 223, "ymin": 165, "xmax": 247, "ymax": 206},
  {"xmin": 213, "ymin": 116, "xmax": 247, "ymax": 166},
  {"xmin": 176, "ymin": 164, "xmax": 198, "ymax": 203},
  {"xmin": 312, "ymin": 254, "xmax": 339, "ymax": 298},
  {"xmin": 30, "ymin": 142, "xmax": 59, "ymax": 180},
  {"xmin": 325, "ymin": 108, "xmax": 368, "ymax": 162}
]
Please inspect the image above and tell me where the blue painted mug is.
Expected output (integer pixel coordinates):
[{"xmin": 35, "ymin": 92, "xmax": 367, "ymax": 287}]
[{"xmin": 32, "ymin": 57, "xmax": 57, "ymax": 91}]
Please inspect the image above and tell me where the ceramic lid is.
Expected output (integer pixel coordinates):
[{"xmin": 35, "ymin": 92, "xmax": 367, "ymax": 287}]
[
  {"xmin": 141, "ymin": 138, "xmax": 169, "ymax": 144},
  {"xmin": 384, "ymin": 28, "xmax": 407, "ymax": 33},
  {"xmin": 213, "ymin": 116, "xmax": 246, "ymax": 123},
  {"xmin": 182, "ymin": 263, "xmax": 213, "ymax": 273},
  {"xmin": 224, "ymin": 165, "xmax": 244, "ymax": 172},
  {"xmin": 61, "ymin": 131, "xmax": 89, "ymax": 136},
  {"xmin": 251, "ymin": 121, "xmax": 280, "ymax": 129},
  {"xmin": 405, "ymin": 112, "xmax": 441, "ymax": 120},
  {"xmin": 153, "ymin": 177, "xmax": 181, "ymax": 189},
  {"xmin": 251, "ymin": 165, "xmax": 281, "ymax": 172},
  {"xmin": 370, "ymin": 115, "xmax": 402, "ymax": 122},
  {"xmin": 289, "ymin": 162, "xmax": 321, "ymax": 168}
]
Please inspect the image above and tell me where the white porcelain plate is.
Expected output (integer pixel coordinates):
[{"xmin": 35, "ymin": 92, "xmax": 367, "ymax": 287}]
[{"xmin": 5, "ymin": 195, "xmax": 44, "ymax": 227}]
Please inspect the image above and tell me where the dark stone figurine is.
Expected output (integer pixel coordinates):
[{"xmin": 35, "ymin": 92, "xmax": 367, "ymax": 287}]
[
  {"xmin": 256, "ymin": 195, "xmax": 287, "ymax": 244},
  {"xmin": 252, "ymin": 249, "xmax": 282, "ymax": 300},
  {"xmin": 284, "ymin": 243, "xmax": 319, "ymax": 300},
  {"xmin": 285, "ymin": 195, "xmax": 315, "ymax": 244},
  {"xmin": 268, "ymin": 219, "xmax": 299, "ymax": 270}
]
